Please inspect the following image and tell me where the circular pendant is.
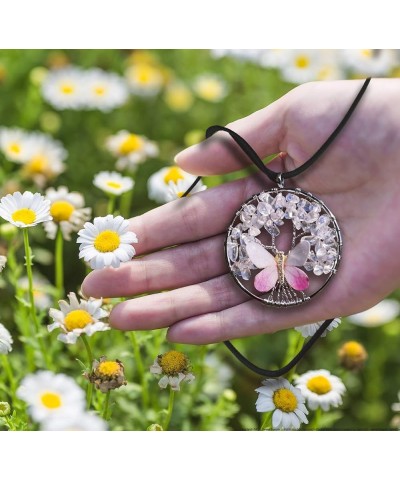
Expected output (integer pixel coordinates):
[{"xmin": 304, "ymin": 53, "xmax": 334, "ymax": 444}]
[{"xmin": 225, "ymin": 188, "xmax": 342, "ymax": 307}]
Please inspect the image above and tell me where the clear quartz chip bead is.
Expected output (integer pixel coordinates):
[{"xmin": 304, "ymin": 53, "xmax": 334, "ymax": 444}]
[
  {"xmin": 257, "ymin": 202, "xmax": 274, "ymax": 216},
  {"xmin": 258, "ymin": 192, "xmax": 273, "ymax": 203},
  {"xmin": 230, "ymin": 225, "xmax": 242, "ymax": 239},
  {"xmin": 313, "ymin": 264, "xmax": 324, "ymax": 276},
  {"xmin": 243, "ymin": 204, "xmax": 256, "ymax": 215},
  {"xmin": 274, "ymin": 192, "xmax": 286, "ymax": 208},
  {"xmin": 265, "ymin": 221, "xmax": 280, "ymax": 237},
  {"xmin": 227, "ymin": 241, "xmax": 238, "ymax": 262},
  {"xmin": 249, "ymin": 226, "xmax": 261, "ymax": 236},
  {"xmin": 285, "ymin": 193, "xmax": 300, "ymax": 204}
]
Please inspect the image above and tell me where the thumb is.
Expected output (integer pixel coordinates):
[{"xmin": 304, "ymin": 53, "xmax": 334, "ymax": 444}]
[{"xmin": 174, "ymin": 94, "xmax": 288, "ymax": 176}]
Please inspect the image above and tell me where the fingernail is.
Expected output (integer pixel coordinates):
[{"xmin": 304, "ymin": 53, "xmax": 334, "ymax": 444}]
[{"xmin": 174, "ymin": 151, "xmax": 184, "ymax": 164}]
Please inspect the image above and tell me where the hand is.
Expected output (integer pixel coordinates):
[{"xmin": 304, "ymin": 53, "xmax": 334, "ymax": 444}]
[{"xmin": 82, "ymin": 79, "xmax": 400, "ymax": 344}]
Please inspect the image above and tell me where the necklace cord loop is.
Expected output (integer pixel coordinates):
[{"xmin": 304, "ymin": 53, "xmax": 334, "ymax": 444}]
[{"xmin": 181, "ymin": 78, "xmax": 371, "ymax": 377}]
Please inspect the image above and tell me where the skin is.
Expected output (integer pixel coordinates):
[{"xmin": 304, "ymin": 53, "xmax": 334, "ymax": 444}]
[{"xmin": 82, "ymin": 79, "xmax": 400, "ymax": 344}]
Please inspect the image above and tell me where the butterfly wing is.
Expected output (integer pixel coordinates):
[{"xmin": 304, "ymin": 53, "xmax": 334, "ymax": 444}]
[
  {"xmin": 286, "ymin": 240, "xmax": 310, "ymax": 267},
  {"xmin": 246, "ymin": 241, "xmax": 276, "ymax": 269},
  {"xmin": 254, "ymin": 265, "xmax": 279, "ymax": 292},
  {"xmin": 284, "ymin": 265, "xmax": 309, "ymax": 291}
]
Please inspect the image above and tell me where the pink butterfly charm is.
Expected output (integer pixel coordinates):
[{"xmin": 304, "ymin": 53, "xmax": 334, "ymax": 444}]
[{"xmin": 246, "ymin": 240, "xmax": 310, "ymax": 293}]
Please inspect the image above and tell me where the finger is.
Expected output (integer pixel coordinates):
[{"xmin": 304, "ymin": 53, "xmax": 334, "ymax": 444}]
[
  {"xmin": 166, "ymin": 295, "xmax": 340, "ymax": 345},
  {"xmin": 82, "ymin": 234, "xmax": 227, "ymax": 298},
  {"xmin": 125, "ymin": 173, "xmax": 272, "ymax": 256},
  {"xmin": 109, "ymin": 274, "xmax": 248, "ymax": 330},
  {"xmin": 174, "ymin": 96, "xmax": 288, "ymax": 175}
]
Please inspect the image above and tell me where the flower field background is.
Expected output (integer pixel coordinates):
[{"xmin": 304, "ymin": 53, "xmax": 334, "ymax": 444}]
[{"xmin": 0, "ymin": 49, "xmax": 400, "ymax": 431}]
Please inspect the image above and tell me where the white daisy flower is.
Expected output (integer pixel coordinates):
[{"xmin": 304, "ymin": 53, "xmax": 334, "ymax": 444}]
[
  {"xmin": 41, "ymin": 412, "xmax": 107, "ymax": 431},
  {"xmin": 93, "ymin": 171, "xmax": 134, "ymax": 196},
  {"xmin": 166, "ymin": 177, "xmax": 207, "ymax": 201},
  {"xmin": 147, "ymin": 166, "xmax": 199, "ymax": 204},
  {"xmin": 21, "ymin": 132, "xmax": 67, "ymax": 187},
  {"xmin": 20, "ymin": 274, "xmax": 53, "ymax": 310},
  {"xmin": 17, "ymin": 371, "xmax": 85, "ymax": 423},
  {"xmin": 125, "ymin": 63, "xmax": 164, "ymax": 97},
  {"xmin": 42, "ymin": 66, "xmax": 85, "ymax": 110},
  {"xmin": 295, "ymin": 369, "xmax": 346, "ymax": 412},
  {"xmin": 255, "ymin": 377, "xmax": 309, "ymax": 430},
  {"xmin": 164, "ymin": 81, "xmax": 194, "ymax": 112},
  {"xmin": 83, "ymin": 68, "xmax": 129, "ymax": 112},
  {"xmin": 280, "ymin": 50, "xmax": 323, "ymax": 84},
  {"xmin": 0, "ymin": 191, "xmax": 52, "ymax": 228},
  {"xmin": 77, "ymin": 214, "xmax": 138, "ymax": 270},
  {"xmin": 347, "ymin": 299, "xmax": 400, "ymax": 327},
  {"xmin": 48, "ymin": 292, "xmax": 109, "ymax": 344},
  {"xmin": 295, "ymin": 317, "xmax": 341, "ymax": 338},
  {"xmin": 0, "ymin": 255, "xmax": 6, "ymax": 272},
  {"xmin": 259, "ymin": 49, "xmax": 289, "ymax": 69},
  {"xmin": 0, "ymin": 323, "xmax": 13, "ymax": 354},
  {"xmin": 0, "ymin": 127, "xmax": 33, "ymax": 163},
  {"xmin": 150, "ymin": 351, "xmax": 195, "ymax": 391},
  {"xmin": 341, "ymin": 49, "xmax": 395, "ymax": 77},
  {"xmin": 44, "ymin": 186, "xmax": 91, "ymax": 241},
  {"xmin": 106, "ymin": 130, "xmax": 158, "ymax": 172},
  {"xmin": 193, "ymin": 74, "xmax": 227, "ymax": 102}
]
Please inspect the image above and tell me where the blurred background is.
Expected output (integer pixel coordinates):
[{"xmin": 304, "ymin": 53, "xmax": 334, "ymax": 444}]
[{"xmin": 0, "ymin": 49, "xmax": 400, "ymax": 430}]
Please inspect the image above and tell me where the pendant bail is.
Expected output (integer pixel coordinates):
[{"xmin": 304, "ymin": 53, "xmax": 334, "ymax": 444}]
[{"xmin": 276, "ymin": 172, "xmax": 284, "ymax": 188}]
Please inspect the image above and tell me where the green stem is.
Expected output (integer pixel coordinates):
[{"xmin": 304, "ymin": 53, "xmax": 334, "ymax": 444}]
[
  {"xmin": 22, "ymin": 228, "xmax": 50, "ymax": 369},
  {"xmin": 2, "ymin": 355, "xmax": 17, "ymax": 400},
  {"xmin": 130, "ymin": 332, "xmax": 149, "ymax": 408},
  {"xmin": 102, "ymin": 391, "xmax": 111, "ymax": 420},
  {"xmin": 107, "ymin": 195, "xmax": 116, "ymax": 215},
  {"xmin": 7, "ymin": 242, "xmax": 35, "ymax": 371},
  {"xmin": 81, "ymin": 336, "xmax": 94, "ymax": 409},
  {"xmin": 260, "ymin": 411, "xmax": 273, "ymax": 431},
  {"xmin": 309, "ymin": 407, "xmax": 322, "ymax": 430},
  {"xmin": 163, "ymin": 389, "xmax": 175, "ymax": 431},
  {"xmin": 55, "ymin": 227, "xmax": 64, "ymax": 297}
]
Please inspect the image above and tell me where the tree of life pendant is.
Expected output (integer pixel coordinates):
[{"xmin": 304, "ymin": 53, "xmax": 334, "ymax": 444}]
[{"xmin": 225, "ymin": 188, "xmax": 342, "ymax": 307}]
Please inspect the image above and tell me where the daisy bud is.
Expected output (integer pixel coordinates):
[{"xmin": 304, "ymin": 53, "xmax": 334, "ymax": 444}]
[
  {"xmin": 147, "ymin": 424, "xmax": 163, "ymax": 431},
  {"xmin": 0, "ymin": 401, "xmax": 10, "ymax": 417},
  {"xmin": 338, "ymin": 340, "xmax": 368, "ymax": 371},
  {"xmin": 85, "ymin": 357, "xmax": 127, "ymax": 393}
]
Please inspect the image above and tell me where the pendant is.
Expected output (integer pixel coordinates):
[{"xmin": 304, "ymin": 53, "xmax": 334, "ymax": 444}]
[{"xmin": 225, "ymin": 187, "xmax": 342, "ymax": 307}]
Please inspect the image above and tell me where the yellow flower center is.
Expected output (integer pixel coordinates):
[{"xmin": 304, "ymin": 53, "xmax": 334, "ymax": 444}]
[
  {"xmin": 119, "ymin": 134, "xmax": 143, "ymax": 155},
  {"xmin": 11, "ymin": 208, "xmax": 36, "ymax": 225},
  {"xmin": 361, "ymin": 49, "xmax": 373, "ymax": 58},
  {"xmin": 197, "ymin": 79, "xmax": 223, "ymax": 100},
  {"xmin": 106, "ymin": 181, "xmax": 122, "ymax": 189},
  {"xmin": 272, "ymin": 388, "xmax": 298, "ymax": 412},
  {"xmin": 135, "ymin": 64, "xmax": 157, "ymax": 84},
  {"xmin": 341, "ymin": 341, "xmax": 365, "ymax": 358},
  {"xmin": 60, "ymin": 82, "xmax": 74, "ymax": 94},
  {"xmin": 163, "ymin": 166, "xmax": 184, "ymax": 184},
  {"xmin": 295, "ymin": 55, "xmax": 310, "ymax": 69},
  {"xmin": 306, "ymin": 375, "xmax": 332, "ymax": 395},
  {"xmin": 159, "ymin": 350, "xmax": 188, "ymax": 376},
  {"xmin": 64, "ymin": 309, "xmax": 93, "ymax": 331},
  {"xmin": 50, "ymin": 200, "xmax": 75, "ymax": 222},
  {"xmin": 94, "ymin": 85, "xmax": 106, "ymax": 96},
  {"xmin": 94, "ymin": 230, "xmax": 120, "ymax": 253},
  {"xmin": 40, "ymin": 392, "xmax": 62, "ymax": 409},
  {"xmin": 24, "ymin": 155, "xmax": 49, "ymax": 174},
  {"xmin": 165, "ymin": 86, "xmax": 193, "ymax": 111},
  {"xmin": 8, "ymin": 142, "xmax": 21, "ymax": 154},
  {"xmin": 97, "ymin": 360, "xmax": 121, "ymax": 377}
]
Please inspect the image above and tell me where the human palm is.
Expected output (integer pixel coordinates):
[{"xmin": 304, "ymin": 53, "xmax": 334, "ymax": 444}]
[{"xmin": 82, "ymin": 79, "xmax": 400, "ymax": 344}]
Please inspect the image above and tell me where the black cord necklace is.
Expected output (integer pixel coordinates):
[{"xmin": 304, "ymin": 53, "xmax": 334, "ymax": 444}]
[{"xmin": 182, "ymin": 78, "xmax": 371, "ymax": 377}]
